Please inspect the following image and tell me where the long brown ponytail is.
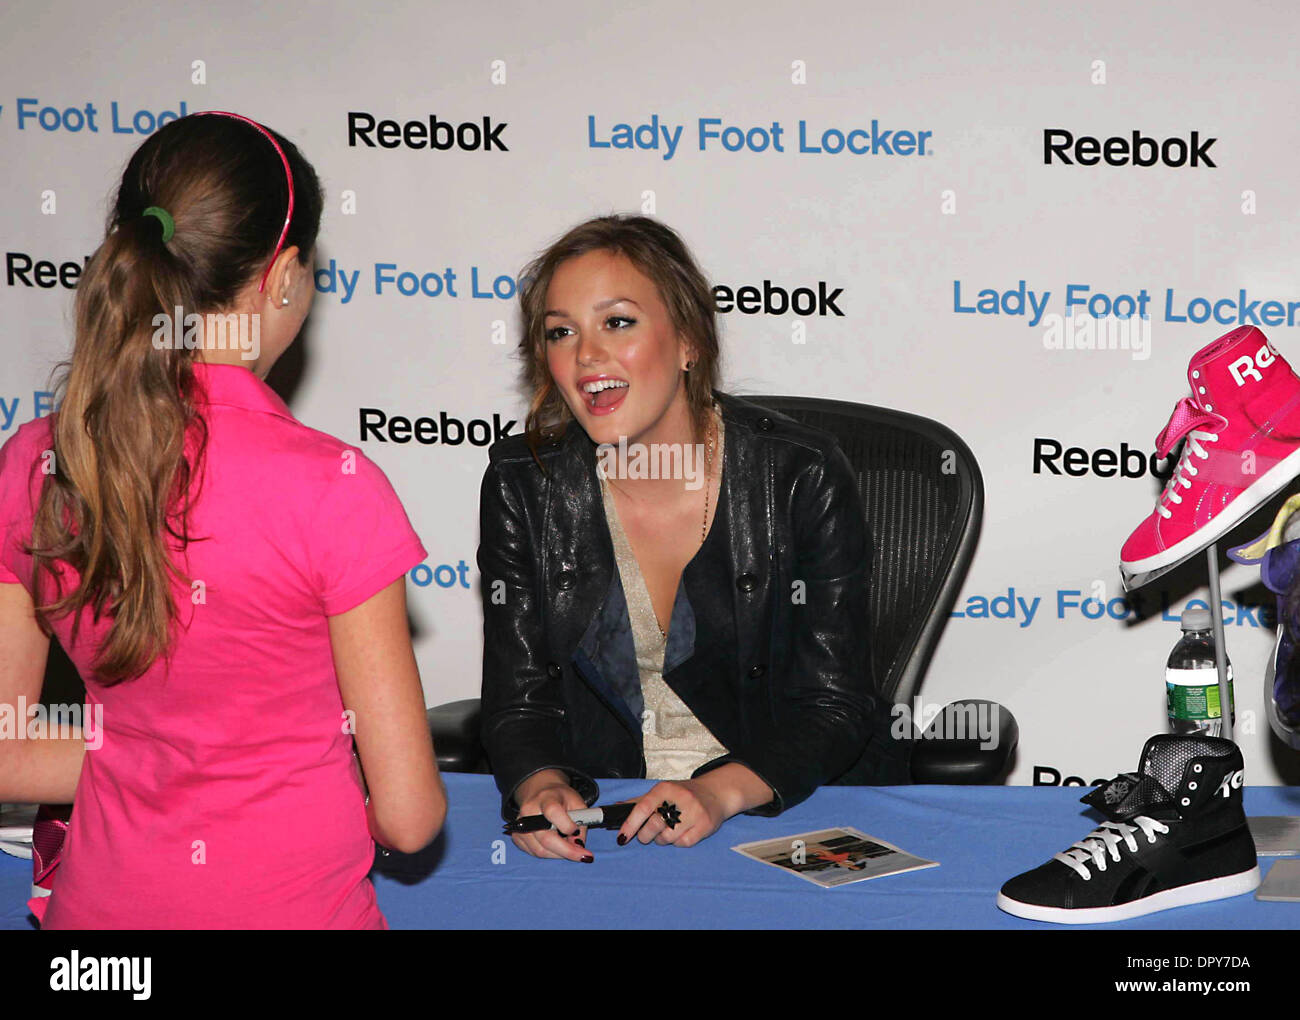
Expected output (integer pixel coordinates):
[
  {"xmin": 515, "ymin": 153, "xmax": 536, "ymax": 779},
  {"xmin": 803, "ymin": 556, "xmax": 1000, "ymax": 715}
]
[{"xmin": 28, "ymin": 114, "xmax": 323, "ymax": 683}]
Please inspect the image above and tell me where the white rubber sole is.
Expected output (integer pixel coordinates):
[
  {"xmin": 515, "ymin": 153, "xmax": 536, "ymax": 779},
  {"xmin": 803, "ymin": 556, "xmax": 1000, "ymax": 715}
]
[
  {"xmin": 997, "ymin": 865, "xmax": 1262, "ymax": 925},
  {"xmin": 1121, "ymin": 443, "xmax": 1300, "ymax": 577}
]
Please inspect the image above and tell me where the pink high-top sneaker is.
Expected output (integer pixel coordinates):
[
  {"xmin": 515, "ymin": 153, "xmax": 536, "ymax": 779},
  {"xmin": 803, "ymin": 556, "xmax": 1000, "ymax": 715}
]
[{"xmin": 1121, "ymin": 326, "xmax": 1300, "ymax": 587}]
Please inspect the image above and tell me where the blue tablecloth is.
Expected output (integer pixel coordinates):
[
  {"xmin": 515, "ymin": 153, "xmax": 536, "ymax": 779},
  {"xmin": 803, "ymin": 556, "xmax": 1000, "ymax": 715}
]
[{"xmin": 4, "ymin": 776, "xmax": 1299, "ymax": 929}]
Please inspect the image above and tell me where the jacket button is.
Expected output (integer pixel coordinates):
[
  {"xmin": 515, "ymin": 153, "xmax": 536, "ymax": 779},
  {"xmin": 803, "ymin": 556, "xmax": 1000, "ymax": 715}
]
[
  {"xmin": 749, "ymin": 664, "xmax": 766, "ymax": 678},
  {"xmin": 546, "ymin": 662, "xmax": 562, "ymax": 679},
  {"xmin": 757, "ymin": 417, "xmax": 774, "ymax": 432},
  {"xmin": 556, "ymin": 569, "xmax": 576, "ymax": 591},
  {"xmin": 736, "ymin": 572, "xmax": 758, "ymax": 593}
]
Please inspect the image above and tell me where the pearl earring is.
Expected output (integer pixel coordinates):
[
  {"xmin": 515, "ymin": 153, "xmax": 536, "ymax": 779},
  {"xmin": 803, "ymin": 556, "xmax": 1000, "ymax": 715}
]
[{"xmin": 281, "ymin": 297, "xmax": 290, "ymax": 306}]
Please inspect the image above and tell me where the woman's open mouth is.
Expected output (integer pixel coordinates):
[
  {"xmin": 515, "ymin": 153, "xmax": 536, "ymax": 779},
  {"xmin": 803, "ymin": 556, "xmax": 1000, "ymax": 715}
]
[{"xmin": 581, "ymin": 378, "xmax": 629, "ymax": 416}]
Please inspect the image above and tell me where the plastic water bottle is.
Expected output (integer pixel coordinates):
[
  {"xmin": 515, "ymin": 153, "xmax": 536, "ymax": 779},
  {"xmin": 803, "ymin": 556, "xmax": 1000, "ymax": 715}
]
[{"xmin": 1166, "ymin": 607, "xmax": 1235, "ymax": 736}]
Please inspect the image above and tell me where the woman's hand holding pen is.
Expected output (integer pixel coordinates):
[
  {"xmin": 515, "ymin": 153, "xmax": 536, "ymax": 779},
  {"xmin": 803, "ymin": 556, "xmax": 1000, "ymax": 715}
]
[
  {"xmin": 509, "ymin": 764, "xmax": 774, "ymax": 857},
  {"xmin": 511, "ymin": 769, "xmax": 593, "ymax": 862}
]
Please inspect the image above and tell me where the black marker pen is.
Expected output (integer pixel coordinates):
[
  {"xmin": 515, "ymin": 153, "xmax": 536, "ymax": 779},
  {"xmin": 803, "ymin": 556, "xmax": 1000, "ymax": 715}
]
[{"xmin": 503, "ymin": 802, "xmax": 636, "ymax": 834}]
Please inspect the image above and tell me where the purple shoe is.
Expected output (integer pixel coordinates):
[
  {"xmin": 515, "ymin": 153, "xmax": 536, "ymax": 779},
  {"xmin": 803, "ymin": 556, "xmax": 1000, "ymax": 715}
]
[{"xmin": 1228, "ymin": 496, "xmax": 1300, "ymax": 748}]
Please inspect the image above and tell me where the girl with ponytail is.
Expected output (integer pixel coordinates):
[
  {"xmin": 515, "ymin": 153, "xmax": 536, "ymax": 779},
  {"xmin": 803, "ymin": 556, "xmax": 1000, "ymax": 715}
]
[{"xmin": 0, "ymin": 113, "xmax": 444, "ymax": 928}]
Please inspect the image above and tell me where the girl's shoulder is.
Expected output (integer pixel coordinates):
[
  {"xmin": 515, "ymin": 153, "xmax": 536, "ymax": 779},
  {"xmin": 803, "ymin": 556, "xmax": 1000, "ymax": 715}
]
[
  {"xmin": 0, "ymin": 414, "xmax": 56, "ymax": 497},
  {"xmin": 482, "ymin": 423, "xmax": 582, "ymax": 498},
  {"xmin": 0, "ymin": 413, "xmax": 55, "ymax": 455},
  {"xmin": 716, "ymin": 392, "xmax": 847, "ymax": 467},
  {"xmin": 485, "ymin": 425, "xmax": 570, "ymax": 468}
]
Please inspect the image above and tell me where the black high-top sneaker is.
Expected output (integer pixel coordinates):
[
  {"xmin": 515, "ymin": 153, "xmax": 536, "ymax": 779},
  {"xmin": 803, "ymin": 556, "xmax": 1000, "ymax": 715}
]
[{"xmin": 997, "ymin": 734, "xmax": 1260, "ymax": 923}]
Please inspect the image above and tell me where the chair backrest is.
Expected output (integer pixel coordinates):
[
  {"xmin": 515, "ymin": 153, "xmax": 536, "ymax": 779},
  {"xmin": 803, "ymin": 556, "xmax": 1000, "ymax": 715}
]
[{"xmin": 747, "ymin": 396, "xmax": 983, "ymax": 706}]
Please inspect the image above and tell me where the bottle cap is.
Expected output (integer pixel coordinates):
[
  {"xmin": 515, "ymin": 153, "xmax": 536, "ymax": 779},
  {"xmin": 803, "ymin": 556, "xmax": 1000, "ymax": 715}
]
[{"xmin": 1180, "ymin": 607, "xmax": 1212, "ymax": 632}]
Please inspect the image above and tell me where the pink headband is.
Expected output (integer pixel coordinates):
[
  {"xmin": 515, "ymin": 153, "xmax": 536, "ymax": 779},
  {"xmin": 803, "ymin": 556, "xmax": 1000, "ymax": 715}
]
[{"xmin": 193, "ymin": 110, "xmax": 296, "ymax": 293}]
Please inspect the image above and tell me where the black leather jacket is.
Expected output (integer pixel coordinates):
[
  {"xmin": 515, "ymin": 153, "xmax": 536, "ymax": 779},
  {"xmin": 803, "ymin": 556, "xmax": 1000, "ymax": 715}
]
[{"xmin": 478, "ymin": 392, "xmax": 887, "ymax": 819}]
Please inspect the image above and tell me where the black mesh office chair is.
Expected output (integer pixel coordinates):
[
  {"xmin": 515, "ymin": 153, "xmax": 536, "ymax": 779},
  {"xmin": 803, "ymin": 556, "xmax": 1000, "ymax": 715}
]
[
  {"xmin": 428, "ymin": 396, "xmax": 1017, "ymax": 783},
  {"xmin": 750, "ymin": 396, "xmax": 1016, "ymax": 783}
]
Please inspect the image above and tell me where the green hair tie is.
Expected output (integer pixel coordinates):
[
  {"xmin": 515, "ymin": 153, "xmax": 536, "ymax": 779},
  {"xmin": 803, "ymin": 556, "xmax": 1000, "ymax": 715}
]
[{"xmin": 142, "ymin": 206, "xmax": 175, "ymax": 243}]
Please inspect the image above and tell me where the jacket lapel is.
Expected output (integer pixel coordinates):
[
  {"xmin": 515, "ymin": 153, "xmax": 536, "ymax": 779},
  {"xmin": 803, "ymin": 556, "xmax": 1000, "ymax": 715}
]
[
  {"xmin": 718, "ymin": 394, "xmax": 771, "ymax": 674},
  {"xmin": 544, "ymin": 427, "xmax": 612, "ymax": 658},
  {"xmin": 543, "ymin": 427, "xmax": 643, "ymax": 732}
]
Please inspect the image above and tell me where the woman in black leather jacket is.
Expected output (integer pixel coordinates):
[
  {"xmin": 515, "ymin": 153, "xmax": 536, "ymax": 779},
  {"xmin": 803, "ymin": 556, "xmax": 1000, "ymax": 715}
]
[{"xmin": 479, "ymin": 215, "xmax": 903, "ymax": 861}]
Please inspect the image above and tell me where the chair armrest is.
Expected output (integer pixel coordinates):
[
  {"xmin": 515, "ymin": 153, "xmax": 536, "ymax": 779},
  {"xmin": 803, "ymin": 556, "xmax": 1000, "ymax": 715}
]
[
  {"xmin": 426, "ymin": 698, "xmax": 486, "ymax": 774},
  {"xmin": 909, "ymin": 699, "xmax": 1018, "ymax": 784}
]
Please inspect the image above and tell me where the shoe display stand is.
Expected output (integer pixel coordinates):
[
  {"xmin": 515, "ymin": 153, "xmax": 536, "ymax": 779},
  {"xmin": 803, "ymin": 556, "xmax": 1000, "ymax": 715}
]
[
  {"xmin": 1104, "ymin": 326, "xmax": 1300, "ymax": 914},
  {"xmin": 1123, "ymin": 538, "xmax": 1239, "ymax": 741},
  {"xmin": 1124, "ymin": 498, "xmax": 1300, "ymax": 867},
  {"xmin": 1203, "ymin": 543, "xmax": 1234, "ymax": 742}
]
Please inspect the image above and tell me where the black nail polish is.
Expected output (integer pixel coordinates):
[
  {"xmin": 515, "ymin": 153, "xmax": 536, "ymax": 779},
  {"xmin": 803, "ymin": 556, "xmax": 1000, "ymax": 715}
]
[
  {"xmin": 573, "ymin": 838, "xmax": 585, "ymax": 848},
  {"xmin": 617, "ymin": 834, "xmax": 628, "ymax": 846},
  {"xmin": 581, "ymin": 854, "xmax": 594, "ymax": 863}
]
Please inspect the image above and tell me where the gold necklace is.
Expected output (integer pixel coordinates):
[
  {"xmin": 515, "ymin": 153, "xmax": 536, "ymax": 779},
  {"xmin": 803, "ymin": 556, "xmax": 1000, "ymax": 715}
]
[
  {"xmin": 658, "ymin": 407, "xmax": 718, "ymax": 638},
  {"xmin": 606, "ymin": 408, "xmax": 719, "ymax": 640}
]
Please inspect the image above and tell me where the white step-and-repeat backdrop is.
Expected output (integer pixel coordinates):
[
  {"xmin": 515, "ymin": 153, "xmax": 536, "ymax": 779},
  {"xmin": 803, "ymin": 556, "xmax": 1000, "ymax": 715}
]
[{"xmin": 5, "ymin": 0, "xmax": 1300, "ymax": 785}]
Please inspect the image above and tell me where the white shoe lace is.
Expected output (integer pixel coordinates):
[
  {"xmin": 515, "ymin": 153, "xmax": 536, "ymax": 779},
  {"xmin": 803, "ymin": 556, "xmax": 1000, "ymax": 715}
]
[
  {"xmin": 1157, "ymin": 430, "xmax": 1218, "ymax": 520},
  {"xmin": 1054, "ymin": 816, "xmax": 1170, "ymax": 880}
]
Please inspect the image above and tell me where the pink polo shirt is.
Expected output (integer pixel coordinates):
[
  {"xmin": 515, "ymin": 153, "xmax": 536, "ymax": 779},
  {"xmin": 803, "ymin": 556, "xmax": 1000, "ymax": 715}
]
[{"xmin": 0, "ymin": 362, "xmax": 427, "ymax": 929}]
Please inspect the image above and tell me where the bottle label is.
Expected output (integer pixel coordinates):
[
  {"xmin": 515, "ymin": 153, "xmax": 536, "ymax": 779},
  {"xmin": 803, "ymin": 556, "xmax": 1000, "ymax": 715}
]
[{"xmin": 1166, "ymin": 667, "xmax": 1235, "ymax": 721}]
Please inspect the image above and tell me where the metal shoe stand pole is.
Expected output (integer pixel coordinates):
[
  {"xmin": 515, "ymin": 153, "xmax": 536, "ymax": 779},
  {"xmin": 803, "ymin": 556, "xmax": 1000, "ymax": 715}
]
[{"xmin": 1205, "ymin": 543, "xmax": 1234, "ymax": 743}]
